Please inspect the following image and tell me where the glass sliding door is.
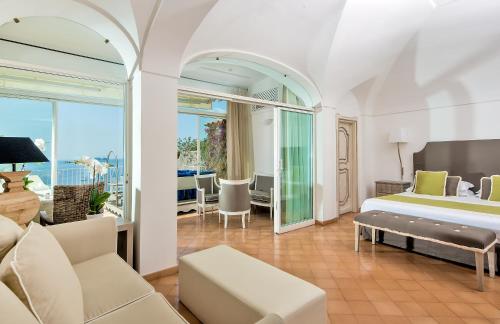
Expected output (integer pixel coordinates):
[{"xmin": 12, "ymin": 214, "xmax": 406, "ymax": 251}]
[
  {"xmin": 274, "ymin": 108, "xmax": 314, "ymax": 233},
  {"xmin": 55, "ymin": 101, "xmax": 126, "ymax": 216},
  {"xmin": 177, "ymin": 112, "xmax": 227, "ymax": 209}
]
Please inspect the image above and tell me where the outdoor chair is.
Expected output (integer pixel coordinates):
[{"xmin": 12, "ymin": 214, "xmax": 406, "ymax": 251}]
[{"xmin": 218, "ymin": 179, "xmax": 251, "ymax": 228}]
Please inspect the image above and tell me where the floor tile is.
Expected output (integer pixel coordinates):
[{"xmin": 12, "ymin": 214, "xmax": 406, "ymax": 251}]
[{"xmin": 148, "ymin": 212, "xmax": 500, "ymax": 323}]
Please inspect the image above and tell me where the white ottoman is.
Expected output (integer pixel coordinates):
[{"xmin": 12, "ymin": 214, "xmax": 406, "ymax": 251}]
[{"xmin": 179, "ymin": 245, "xmax": 327, "ymax": 324}]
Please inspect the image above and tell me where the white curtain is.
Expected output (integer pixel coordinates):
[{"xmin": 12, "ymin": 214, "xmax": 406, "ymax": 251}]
[{"xmin": 227, "ymin": 102, "xmax": 254, "ymax": 180}]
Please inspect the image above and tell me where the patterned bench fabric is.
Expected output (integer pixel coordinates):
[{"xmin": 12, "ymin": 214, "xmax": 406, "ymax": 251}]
[{"xmin": 354, "ymin": 211, "xmax": 496, "ymax": 250}]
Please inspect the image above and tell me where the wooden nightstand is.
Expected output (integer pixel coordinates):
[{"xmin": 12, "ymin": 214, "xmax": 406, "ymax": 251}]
[{"xmin": 375, "ymin": 180, "xmax": 412, "ymax": 197}]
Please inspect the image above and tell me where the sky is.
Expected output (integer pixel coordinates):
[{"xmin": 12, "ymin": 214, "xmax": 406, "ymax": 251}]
[
  {"xmin": 0, "ymin": 97, "xmax": 124, "ymax": 161},
  {"xmin": 1, "ymin": 96, "xmax": 225, "ymax": 163},
  {"xmin": 177, "ymin": 99, "xmax": 227, "ymax": 140}
]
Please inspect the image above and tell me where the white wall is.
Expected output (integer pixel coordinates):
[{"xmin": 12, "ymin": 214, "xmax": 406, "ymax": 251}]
[
  {"xmin": 362, "ymin": 102, "xmax": 500, "ymax": 197},
  {"xmin": 360, "ymin": 0, "xmax": 500, "ymax": 199},
  {"xmin": 315, "ymin": 106, "xmax": 337, "ymax": 222},
  {"xmin": 132, "ymin": 71, "xmax": 178, "ymax": 275},
  {"xmin": 251, "ymin": 107, "xmax": 274, "ymax": 175}
]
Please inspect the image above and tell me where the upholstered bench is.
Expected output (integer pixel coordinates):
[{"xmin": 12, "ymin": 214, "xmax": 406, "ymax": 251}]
[
  {"xmin": 179, "ymin": 245, "xmax": 327, "ymax": 324},
  {"xmin": 354, "ymin": 211, "xmax": 497, "ymax": 291}
]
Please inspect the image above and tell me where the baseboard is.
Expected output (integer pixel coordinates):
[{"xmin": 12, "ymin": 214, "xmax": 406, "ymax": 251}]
[
  {"xmin": 315, "ymin": 218, "xmax": 338, "ymax": 226},
  {"xmin": 143, "ymin": 265, "xmax": 178, "ymax": 281}
]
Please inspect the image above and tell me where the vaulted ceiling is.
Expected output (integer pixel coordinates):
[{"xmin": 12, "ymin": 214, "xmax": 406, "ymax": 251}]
[{"xmin": 0, "ymin": 0, "xmax": 498, "ymax": 110}]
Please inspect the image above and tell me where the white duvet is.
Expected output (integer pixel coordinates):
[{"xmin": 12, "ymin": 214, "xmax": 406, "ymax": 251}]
[{"xmin": 361, "ymin": 192, "xmax": 500, "ymax": 237}]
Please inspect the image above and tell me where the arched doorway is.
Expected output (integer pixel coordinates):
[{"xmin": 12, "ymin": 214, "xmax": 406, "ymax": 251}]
[
  {"xmin": 177, "ymin": 52, "xmax": 321, "ymax": 234},
  {"xmin": 0, "ymin": 16, "xmax": 131, "ymax": 225}
]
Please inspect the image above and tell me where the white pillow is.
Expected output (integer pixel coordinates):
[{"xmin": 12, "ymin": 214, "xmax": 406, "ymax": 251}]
[
  {"xmin": 458, "ymin": 181, "xmax": 474, "ymax": 196},
  {"xmin": 461, "ymin": 190, "xmax": 477, "ymax": 197},
  {"xmin": 0, "ymin": 222, "xmax": 84, "ymax": 324}
]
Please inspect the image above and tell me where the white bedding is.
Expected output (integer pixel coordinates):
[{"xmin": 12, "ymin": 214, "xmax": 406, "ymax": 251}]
[{"xmin": 361, "ymin": 192, "xmax": 500, "ymax": 238}]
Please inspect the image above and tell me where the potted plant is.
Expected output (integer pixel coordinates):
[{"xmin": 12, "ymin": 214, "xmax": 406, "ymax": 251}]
[
  {"xmin": 87, "ymin": 186, "xmax": 111, "ymax": 219},
  {"xmin": 74, "ymin": 156, "xmax": 111, "ymax": 219}
]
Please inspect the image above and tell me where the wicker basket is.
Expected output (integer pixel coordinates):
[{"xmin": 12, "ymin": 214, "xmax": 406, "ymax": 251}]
[{"xmin": 52, "ymin": 183, "xmax": 105, "ymax": 224}]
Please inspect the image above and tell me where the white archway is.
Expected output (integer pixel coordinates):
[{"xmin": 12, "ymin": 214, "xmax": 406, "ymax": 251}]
[
  {"xmin": 181, "ymin": 50, "xmax": 323, "ymax": 107},
  {"xmin": 0, "ymin": 0, "xmax": 138, "ymax": 75}
]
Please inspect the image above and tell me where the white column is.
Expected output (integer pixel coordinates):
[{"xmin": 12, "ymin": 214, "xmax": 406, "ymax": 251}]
[
  {"xmin": 131, "ymin": 70, "xmax": 178, "ymax": 275},
  {"xmin": 315, "ymin": 106, "xmax": 337, "ymax": 222}
]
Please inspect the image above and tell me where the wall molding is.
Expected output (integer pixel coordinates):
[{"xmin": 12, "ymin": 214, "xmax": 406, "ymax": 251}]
[
  {"xmin": 315, "ymin": 218, "xmax": 338, "ymax": 226},
  {"xmin": 142, "ymin": 265, "xmax": 178, "ymax": 281}
]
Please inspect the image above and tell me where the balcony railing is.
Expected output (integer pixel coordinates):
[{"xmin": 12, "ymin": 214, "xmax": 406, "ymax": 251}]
[{"xmin": 23, "ymin": 166, "xmax": 124, "ymax": 214}]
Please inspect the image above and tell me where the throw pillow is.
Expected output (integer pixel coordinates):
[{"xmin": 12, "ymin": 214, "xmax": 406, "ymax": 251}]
[
  {"xmin": 488, "ymin": 175, "xmax": 500, "ymax": 202},
  {"xmin": 0, "ymin": 215, "xmax": 24, "ymax": 261},
  {"xmin": 445, "ymin": 176, "xmax": 461, "ymax": 196},
  {"xmin": 413, "ymin": 170, "xmax": 448, "ymax": 196},
  {"xmin": 480, "ymin": 177, "xmax": 492, "ymax": 200},
  {"xmin": 0, "ymin": 222, "xmax": 84, "ymax": 324}
]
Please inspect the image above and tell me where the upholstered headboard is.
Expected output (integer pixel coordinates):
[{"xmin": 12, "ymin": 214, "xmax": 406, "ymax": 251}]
[{"xmin": 413, "ymin": 139, "xmax": 500, "ymax": 189}]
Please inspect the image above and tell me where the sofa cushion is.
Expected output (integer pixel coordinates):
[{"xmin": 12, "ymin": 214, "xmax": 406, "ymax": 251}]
[
  {"xmin": 0, "ymin": 281, "xmax": 38, "ymax": 324},
  {"xmin": 0, "ymin": 214, "xmax": 23, "ymax": 261},
  {"xmin": 205, "ymin": 193, "xmax": 219, "ymax": 203},
  {"xmin": 87, "ymin": 293, "xmax": 188, "ymax": 324},
  {"xmin": 73, "ymin": 253, "xmax": 154, "ymax": 322},
  {"xmin": 0, "ymin": 222, "xmax": 84, "ymax": 324},
  {"xmin": 250, "ymin": 190, "xmax": 271, "ymax": 203}
]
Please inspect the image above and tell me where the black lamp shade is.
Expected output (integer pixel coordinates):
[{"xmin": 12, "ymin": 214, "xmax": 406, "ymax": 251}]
[{"xmin": 0, "ymin": 137, "xmax": 49, "ymax": 165}]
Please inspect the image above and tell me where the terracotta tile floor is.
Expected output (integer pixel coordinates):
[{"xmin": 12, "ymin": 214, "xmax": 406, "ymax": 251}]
[{"xmin": 149, "ymin": 211, "xmax": 500, "ymax": 323}]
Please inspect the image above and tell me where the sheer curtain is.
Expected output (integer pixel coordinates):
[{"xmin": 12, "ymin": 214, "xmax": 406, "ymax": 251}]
[
  {"xmin": 280, "ymin": 110, "xmax": 313, "ymax": 225},
  {"xmin": 227, "ymin": 102, "xmax": 254, "ymax": 180}
]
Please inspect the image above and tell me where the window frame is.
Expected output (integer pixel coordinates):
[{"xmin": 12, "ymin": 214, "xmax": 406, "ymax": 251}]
[{"xmin": 0, "ymin": 78, "xmax": 128, "ymax": 218}]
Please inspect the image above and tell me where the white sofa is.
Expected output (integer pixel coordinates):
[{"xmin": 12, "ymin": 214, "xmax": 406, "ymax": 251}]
[
  {"xmin": 0, "ymin": 217, "xmax": 188, "ymax": 324},
  {"xmin": 179, "ymin": 245, "xmax": 327, "ymax": 324}
]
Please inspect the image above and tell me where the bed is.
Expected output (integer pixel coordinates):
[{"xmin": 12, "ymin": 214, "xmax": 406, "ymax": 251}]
[
  {"xmin": 361, "ymin": 139, "xmax": 500, "ymax": 271},
  {"xmin": 362, "ymin": 192, "xmax": 500, "ymax": 238}
]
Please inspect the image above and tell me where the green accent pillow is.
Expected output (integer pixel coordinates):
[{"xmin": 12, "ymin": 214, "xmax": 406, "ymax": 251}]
[
  {"xmin": 488, "ymin": 175, "xmax": 500, "ymax": 201},
  {"xmin": 413, "ymin": 170, "xmax": 448, "ymax": 196}
]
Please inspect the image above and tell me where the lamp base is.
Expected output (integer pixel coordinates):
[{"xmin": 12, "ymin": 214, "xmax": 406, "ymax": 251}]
[{"xmin": 0, "ymin": 171, "xmax": 40, "ymax": 228}]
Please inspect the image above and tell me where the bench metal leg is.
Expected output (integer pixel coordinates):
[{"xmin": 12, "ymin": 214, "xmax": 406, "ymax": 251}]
[
  {"xmin": 378, "ymin": 230, "xmax": 385, "ymax": 243},
  {"xmin": 371, "ymin": 228, "xmax": 376, "ymax": 245},
  {"xmin": 475, "ymin": 252, "xmax": 485, "ymax": 291},
  {"xmin": 487, "ymin": 246, "xmax": 496, "ymax": 278},
  {"xmin": 406, "ymin": 237, "xmax": 415, "ymax": 252},
  {"xmin": 354, "ymin": 223, "xmax": 360, "ymax": 252}
]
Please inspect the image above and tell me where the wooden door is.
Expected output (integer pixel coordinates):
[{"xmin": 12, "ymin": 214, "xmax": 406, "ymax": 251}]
[{"xmin": 337, "ymin": 119, "xmax": 357, "ymax": 215}]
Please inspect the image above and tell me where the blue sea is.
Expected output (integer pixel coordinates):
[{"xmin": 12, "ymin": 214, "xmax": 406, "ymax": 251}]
[{"xmin": 9, "ymin": 158, "xmax": 125, "ymax": 187}]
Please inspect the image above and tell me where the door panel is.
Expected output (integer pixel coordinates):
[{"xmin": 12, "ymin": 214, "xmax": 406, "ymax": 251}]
[
  {"xmin": 338, "ymin": 120, "xmax": 355, "ymax": 215},
  {"xmin": 274, "ymin": 108, "xmax": 314, "ymax": 233}
]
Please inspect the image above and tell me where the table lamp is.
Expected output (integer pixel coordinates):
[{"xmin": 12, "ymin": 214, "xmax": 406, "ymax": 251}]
[
  {"xmin": 389, "ymin": 129, "xmax": 408, "ymax": 180},
  {"xmin": 0, "ymin": 137, "xmax": 49, "ymax": 227}
]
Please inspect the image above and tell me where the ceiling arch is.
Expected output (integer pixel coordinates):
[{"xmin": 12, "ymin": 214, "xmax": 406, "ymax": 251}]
[
  {"xmin": 183, "ymin": 0, "xmax": 347, "ymax": 95},
  {"xmin": 0, "ymin": 0, "xmax": 138, "ymax": 76},
  {"xmin": 182, "ymin": 50, "xmax": 323, "ymax": 107},
  {"xmin": 139, "ymin": 0, "xmax": 218, "ymax": 77}
]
